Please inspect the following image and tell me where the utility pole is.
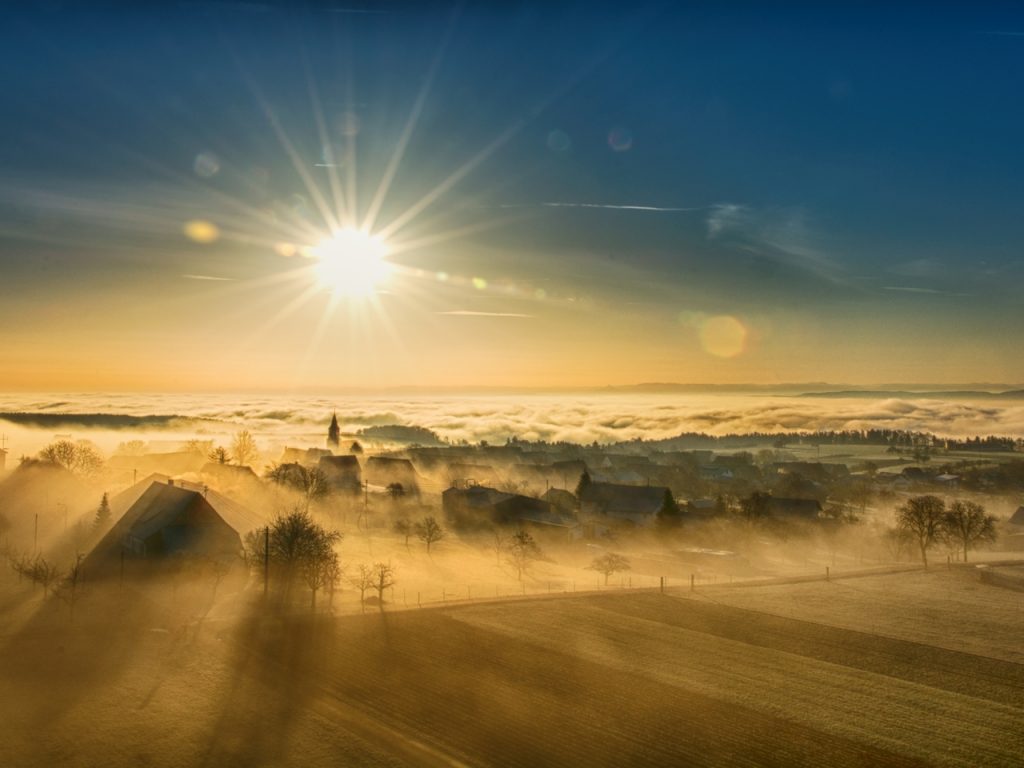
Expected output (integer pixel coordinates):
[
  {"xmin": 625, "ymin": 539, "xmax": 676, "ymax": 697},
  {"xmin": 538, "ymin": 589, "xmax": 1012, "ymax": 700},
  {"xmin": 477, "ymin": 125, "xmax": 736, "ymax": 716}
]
[
  {"xmin": 263, "ymin": 525, "xmax": 270, "ymax": 600},
  {"xmin": 34, "ymin": 513, "xmax": 38, "ymax": 553}
]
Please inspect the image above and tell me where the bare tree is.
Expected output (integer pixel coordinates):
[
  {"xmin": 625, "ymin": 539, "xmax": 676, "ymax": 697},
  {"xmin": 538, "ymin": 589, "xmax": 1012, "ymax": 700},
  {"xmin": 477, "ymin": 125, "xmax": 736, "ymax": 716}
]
[
  {"xmin": 372, "ymin": 562, "xmax": 396, "ymax": 603},
  {"xmin": 943, "ymin": 500, "xmax": 997, "ymax": 562},
  {"xmin": 231, "ymin": 430, "xmax": 259, "ymax": 468},
  {"xmin": 56, "ymin": 554, "xmax": 86, "ymax": 621},
  {"xmin": 29, "ymin": 557, "xmax": 61, "ymax": 596},
  {"xmin": 304, "ymin": 548, "xmax": 339, "ymax": 611},
  {"xmin": 38, "ymin": 439, "xmax": 104, "ymax": 477},
  {"xmin": 884, "ymin": 525, "xmax": 915, "ymax": 562},
  {"xmin": 489, "ymin": 528, "xmax": 507, "ymax": 565},
  {"xmin": 208, "ymin": 556, "xmax": 234, "ymax": 598},
  {"xmin": 415, "ymin": 516, "xmax": 445, "ymax": 553},
  {"xmin": 507, "ymin": 530, "xmax": 541, "ymax": 581},
  {"xmin": 588, "ymin": 552, "xmax": 631, "ymax": 585},
  {"xmin": 325, "ymin": 556, "xmax": 343, "ymax": 609},
  {"xmin": 896, "ymin": 495, "xmax": 946, "ymax": 567},
  {"xmin": 347, "ymin": 563, "xmax": 374, "ymax": 605},
  {"xmin": 393, "ymin": 518, "xmax": 413, "ymax": 549},
  {"xmin": 266, "ymin": 464, "xmax": 331, "ymax": 511},
  {"xmin": 184, "ymin": 439, "xmax": 211, "ymax": 455}
]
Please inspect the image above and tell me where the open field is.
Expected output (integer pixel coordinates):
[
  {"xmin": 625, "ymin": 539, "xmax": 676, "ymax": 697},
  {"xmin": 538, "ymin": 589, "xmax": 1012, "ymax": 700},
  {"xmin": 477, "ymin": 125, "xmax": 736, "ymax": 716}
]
[
  {"xmin": 1, "ymin": 569, "xmax": 1022, "ymax": 767},
  {"xmin": 692, "ymin": 566, "xmax": 1024, "ymax": 662}
]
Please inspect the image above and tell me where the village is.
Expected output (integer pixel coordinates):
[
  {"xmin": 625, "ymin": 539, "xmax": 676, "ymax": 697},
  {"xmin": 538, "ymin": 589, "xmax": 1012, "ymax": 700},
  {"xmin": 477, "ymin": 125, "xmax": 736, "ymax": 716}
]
[{"xmin": 1, "ymin": 411, "xmax": 1021, "ymax": 618}]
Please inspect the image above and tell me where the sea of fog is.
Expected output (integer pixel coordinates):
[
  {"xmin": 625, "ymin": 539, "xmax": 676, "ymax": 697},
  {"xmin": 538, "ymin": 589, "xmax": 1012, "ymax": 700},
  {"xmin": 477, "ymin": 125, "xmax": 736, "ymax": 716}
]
[{"xmin": 2, "ymin": 391, "xmax": 1024, "ymax": 458}]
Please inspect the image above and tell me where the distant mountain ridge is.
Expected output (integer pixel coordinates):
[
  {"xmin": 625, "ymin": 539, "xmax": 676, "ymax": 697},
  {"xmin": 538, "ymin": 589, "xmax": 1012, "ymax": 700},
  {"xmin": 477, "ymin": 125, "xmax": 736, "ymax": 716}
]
[{"xmin": 798, "ymin": 390, "xmax": 1024, "ymax": 399}]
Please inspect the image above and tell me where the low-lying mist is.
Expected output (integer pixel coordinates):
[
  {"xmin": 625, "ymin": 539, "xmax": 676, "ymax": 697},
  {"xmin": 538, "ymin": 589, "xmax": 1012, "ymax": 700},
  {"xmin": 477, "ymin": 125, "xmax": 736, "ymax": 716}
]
[{"xmin": 3, "ymin": 391, "xmax": 1024, "ymax": 459}]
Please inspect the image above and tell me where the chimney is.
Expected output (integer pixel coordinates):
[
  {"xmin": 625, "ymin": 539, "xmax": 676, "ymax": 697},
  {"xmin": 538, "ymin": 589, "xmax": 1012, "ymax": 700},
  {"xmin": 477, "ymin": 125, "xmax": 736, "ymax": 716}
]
[{"xmin": 167, "ymin": 478, "xmax": 174, "ymax": 487}]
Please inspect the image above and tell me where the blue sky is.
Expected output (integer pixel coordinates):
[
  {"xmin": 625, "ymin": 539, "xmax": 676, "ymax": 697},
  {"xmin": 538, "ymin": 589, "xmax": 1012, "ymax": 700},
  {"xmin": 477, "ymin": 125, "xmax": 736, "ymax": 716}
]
[{"xmin": 1, "ymin": 2, "xmax": 1023, "ymax": 389}]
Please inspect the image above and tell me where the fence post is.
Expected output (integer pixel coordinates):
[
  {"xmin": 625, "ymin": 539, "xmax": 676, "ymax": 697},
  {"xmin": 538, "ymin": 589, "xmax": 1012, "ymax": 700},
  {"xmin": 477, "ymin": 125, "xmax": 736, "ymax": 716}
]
[
  {"xmin": 826, "ymin": 566, "xmax": 830, "ymax": 582},
  {"xmin": 690, "ymin": 573, "xmax": 695, "ymax": 592}
]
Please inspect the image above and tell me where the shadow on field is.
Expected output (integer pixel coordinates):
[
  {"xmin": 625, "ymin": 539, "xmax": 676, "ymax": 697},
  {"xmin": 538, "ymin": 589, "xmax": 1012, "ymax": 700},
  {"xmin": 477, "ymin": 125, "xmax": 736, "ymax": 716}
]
[
  {"xmin": 199, "ymin": 600, "xmax": 331, "ymax": 767},
  {"xmin": 0, "ymin": 582, "xmax": 169, "ymax": 731}
]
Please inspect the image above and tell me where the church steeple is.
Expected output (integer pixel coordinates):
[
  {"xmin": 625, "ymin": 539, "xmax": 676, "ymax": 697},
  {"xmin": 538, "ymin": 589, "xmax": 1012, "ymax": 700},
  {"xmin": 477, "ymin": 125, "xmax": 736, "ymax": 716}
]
[{"xmin": 327, "ymin": 411, "xmax": 340, "ymax": 449}]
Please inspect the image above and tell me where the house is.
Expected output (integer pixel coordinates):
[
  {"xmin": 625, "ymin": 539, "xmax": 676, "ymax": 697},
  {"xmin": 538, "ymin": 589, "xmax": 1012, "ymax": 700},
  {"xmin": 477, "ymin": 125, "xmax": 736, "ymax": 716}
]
[
  {"xmin": 542, "ymin": 487, "xmax": 578, "ymax": 514},
  {"xmin": 365, "ymin": 456, "xmax": 420, "ymax": 492},
  {"xmin": 1008, "ymin": 506, "xmax": 1024, "ymax": 526},
  {"xmin": 318, "ymin": 454, "xmax": 362, "ymax": 492},
  {"xmin": 685, "ymin": 498, "xmax": 719, "ymax": 518},
  {"xmin": 442, "ymin": 485, "xmax": 566, "ymax": 531},
  {"xmin": 199, "ymin": 462, "xmax": 261, "ymax": 492},
  {"xmin": 578, "ymin": 482, "xmax": 670, "ymax": 529},
  {"xmin": 85, "ymin": 480, "xmax": 241, "ymax": 572}
]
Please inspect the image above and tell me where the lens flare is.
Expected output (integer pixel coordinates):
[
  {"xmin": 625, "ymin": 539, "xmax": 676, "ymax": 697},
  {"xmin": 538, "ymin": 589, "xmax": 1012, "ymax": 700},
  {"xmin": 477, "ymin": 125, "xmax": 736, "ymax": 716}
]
[
  {"xmin": 699, "ymin": 315, "xmax": 747, "ymax": 358},
  {"xmin": 183, "ymin": 219, "xmax": 220, "ymax": 244}
]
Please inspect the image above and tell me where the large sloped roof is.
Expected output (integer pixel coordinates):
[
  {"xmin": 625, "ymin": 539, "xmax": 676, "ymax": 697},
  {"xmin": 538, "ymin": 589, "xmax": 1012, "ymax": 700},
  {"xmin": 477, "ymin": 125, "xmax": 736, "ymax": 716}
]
[{"xmin": 580, "ymin": 482, "xmax": 667, "ymax": 516}]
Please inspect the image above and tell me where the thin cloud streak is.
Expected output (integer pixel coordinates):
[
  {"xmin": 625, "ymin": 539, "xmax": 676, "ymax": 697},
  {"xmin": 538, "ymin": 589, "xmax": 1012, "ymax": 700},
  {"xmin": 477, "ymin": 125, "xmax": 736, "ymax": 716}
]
[
  {"xmin": 496, "ymin": 202, "xmax": 705, "ymax": 212},
  {"xmin": 181, "ymin": 274, "xmax": 234, "ymax": 281},
  {"xmin": 437, "ymin": 310, "xmax": 534, "ymax": 318},
  {"xmin": 883, "ymin": 286, "xmax": 972, "ymax": 297}
]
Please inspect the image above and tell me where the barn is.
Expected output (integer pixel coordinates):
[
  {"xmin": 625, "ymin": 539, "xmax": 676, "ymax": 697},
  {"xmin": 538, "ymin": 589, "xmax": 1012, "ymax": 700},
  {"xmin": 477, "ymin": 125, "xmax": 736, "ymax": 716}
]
[{"xmin": 85, "ymin": 480, "xmax": 241, "ymax": 573}]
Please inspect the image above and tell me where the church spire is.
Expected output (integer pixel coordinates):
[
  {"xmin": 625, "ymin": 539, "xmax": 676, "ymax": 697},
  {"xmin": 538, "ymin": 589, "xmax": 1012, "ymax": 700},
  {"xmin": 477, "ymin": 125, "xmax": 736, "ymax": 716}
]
[{"xmin": 327, "ymin": 411, "xmax": 340, "ymax": 449}]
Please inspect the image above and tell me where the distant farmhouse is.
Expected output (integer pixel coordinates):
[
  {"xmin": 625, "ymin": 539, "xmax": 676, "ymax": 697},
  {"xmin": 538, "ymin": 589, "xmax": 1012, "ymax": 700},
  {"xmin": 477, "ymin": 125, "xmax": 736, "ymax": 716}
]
[
  {"xmin": 579, "ymin": 482, "xmax": 672, "ymax": 532},
  {"xmin": 442, "ymin": 485, "xmax": 578, "ymax": 536},
  {"xmin": 318, "ymin": 454, "xmax": 362, "ymax": 492},
  {"xmin": 365, "ymin": 456, "xmax": 420, "ymax": 492}
]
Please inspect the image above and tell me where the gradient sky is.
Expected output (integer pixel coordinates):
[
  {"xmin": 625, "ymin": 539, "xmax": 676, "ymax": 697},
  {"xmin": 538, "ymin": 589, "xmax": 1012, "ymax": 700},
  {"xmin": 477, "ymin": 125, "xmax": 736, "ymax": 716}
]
[{"xmin": 2, "ymin": 1, "xmax": 1023, "ymax": 391}]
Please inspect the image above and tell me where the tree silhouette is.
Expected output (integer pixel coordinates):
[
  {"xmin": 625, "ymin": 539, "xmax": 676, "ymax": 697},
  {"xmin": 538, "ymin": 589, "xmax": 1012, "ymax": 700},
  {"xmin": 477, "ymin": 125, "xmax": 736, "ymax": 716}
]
[
  {"xmin": 93, "ymin": 493, "xmax": 111, "ymax": 531},
  {"xmin": 372, "ymin": 562, "xmax": 396, "ymax": 603},
  {"xmin": 38, "ymin": 439, "xmax": 104, "ymax": 477},
  {"xmin": 348, "ymin": 563, "xmax": 374, "ymax": 605},
  {"xmin": 244, "ymin": 508, "xmax": 342, "ymax": 604},
  {"xmin": 574, "ymin": 469, "xmax": 592, "ymax": 500},
  {"xmin": 507, "ymin": 530, "xmax": 541, "ymax": 581},
  {"xmin": 943, "ymin": 500, "xmax": 997, "ymax": 562},
  {"xmin": 208, "ymin": 446, "xmax": 231, "ymax": 465},
  {"xmin": 896, "ymin": 495, "xmax": 946, "ymax": 567},
  {"xmin": 656, "ymin": 490, "xmax": 682, "ymax": 528},
  {"xmin": 415, "ymin": 516, "xmax": 445, "ymax": 553},
  {"xmin": 588, "ymin": 552, "xmax": 631, "ymax": 585},
  {"xmin": 393, "ymin": 518, "xmax": 413, "ymax": 549},
  {"xmin": 231, "ymin": 430, "xmax": 259, "ymax": 468},
  {"xmin": 266, "ymin": 464, "xmax": 331, "ymax": 511}
]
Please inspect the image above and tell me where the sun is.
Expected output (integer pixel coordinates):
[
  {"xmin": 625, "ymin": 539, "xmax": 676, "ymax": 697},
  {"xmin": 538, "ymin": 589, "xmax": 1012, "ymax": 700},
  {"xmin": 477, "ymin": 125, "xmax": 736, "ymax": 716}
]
[{"xmin": 311, "ymin": 228, "xmax": 391, "ymax": 297}]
